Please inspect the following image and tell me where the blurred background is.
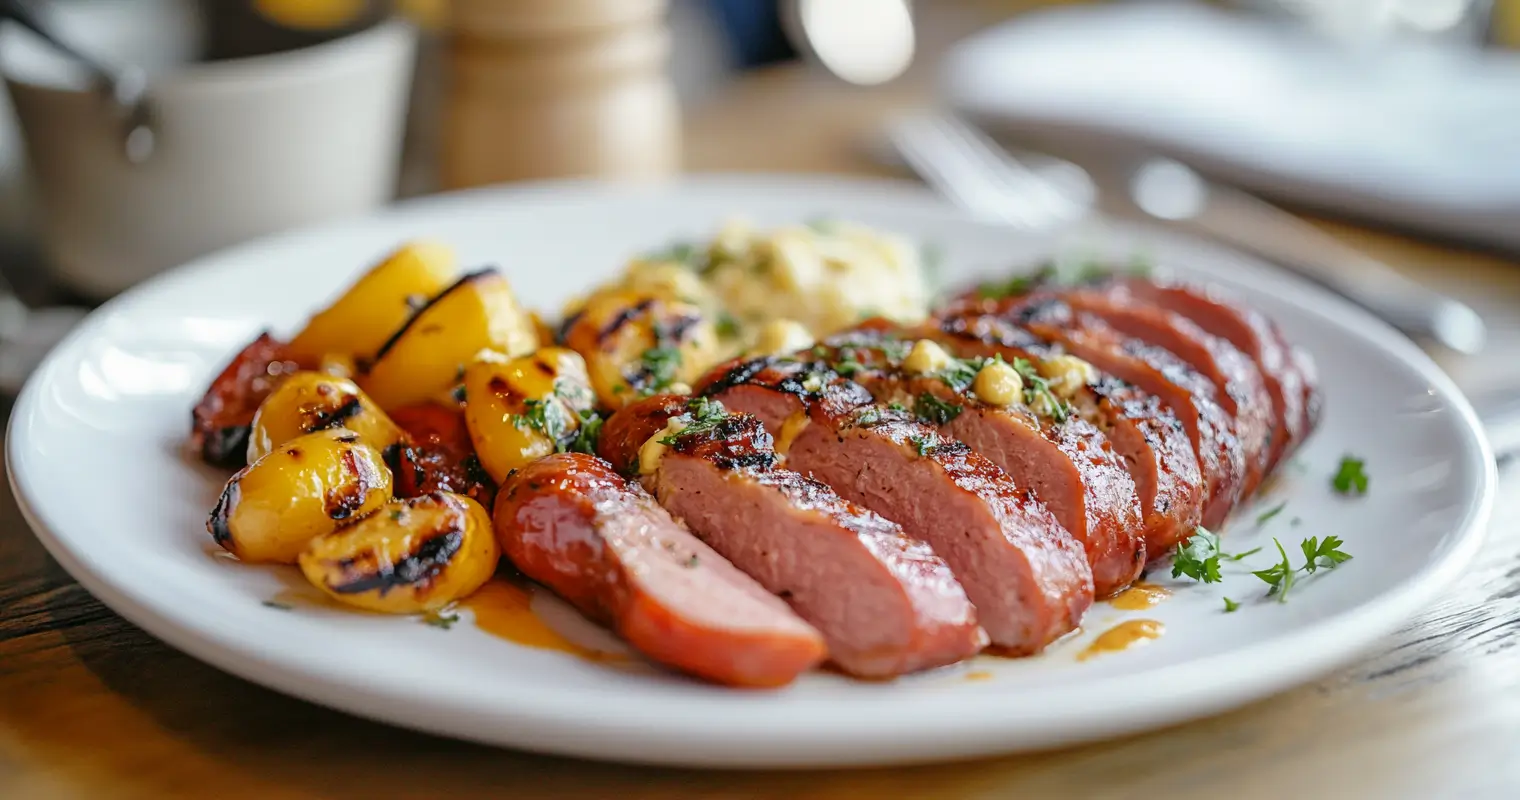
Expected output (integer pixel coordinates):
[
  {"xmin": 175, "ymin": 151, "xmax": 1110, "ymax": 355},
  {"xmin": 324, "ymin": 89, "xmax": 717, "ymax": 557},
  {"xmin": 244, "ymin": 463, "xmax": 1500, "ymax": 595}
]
[{"xmin": 0, "ymin": 0, "xmax": 1519, "ymax": 391}]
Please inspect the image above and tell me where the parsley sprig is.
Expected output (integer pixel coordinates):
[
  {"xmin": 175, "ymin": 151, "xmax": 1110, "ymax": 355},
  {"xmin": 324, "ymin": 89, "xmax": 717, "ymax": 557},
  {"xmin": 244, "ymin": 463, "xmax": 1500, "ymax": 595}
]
[
  {"xmin": 1170, "ymin": 527, "xmax": 1352, "ymax": 606},
  {"xmin": 1252, "ymin": 536, "xmax": 1352, "ymax": 602},
  {"xmin": 1170, "ymin": 527, "xmax": 1259, "ymax": 584}
]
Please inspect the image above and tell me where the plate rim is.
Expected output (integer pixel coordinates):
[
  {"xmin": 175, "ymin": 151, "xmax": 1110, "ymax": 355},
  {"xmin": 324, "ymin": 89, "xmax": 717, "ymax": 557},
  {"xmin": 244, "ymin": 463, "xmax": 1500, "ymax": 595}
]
[{"xmin": 6, "ymin": 173, "xmax": 1498, "ymax": 767}]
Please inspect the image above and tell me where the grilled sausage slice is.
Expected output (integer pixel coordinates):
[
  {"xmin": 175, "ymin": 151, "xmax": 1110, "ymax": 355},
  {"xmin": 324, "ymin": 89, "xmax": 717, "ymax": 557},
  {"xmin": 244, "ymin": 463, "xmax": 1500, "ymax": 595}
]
[
  {"xmin": 699, "ymin": 360, "xmax": 1093, "ymax": 655},
  {"xmin": 1045, "ymin": 287, "xmax": 1276, "ymax": 498},
  {"xmin": 809, "ymin": 328, "xmax": 1145, "ymax": 597},
  {"xmin": 923, "ymin": 311, "xmax": 1206, "ymax": 557},
  {"xmin": 191, "ymin": 332, "xmax": 302, "ymax": 468},
  {"xmin": 494, "ymin": 453, "xmax": 825, "ymax": 688},
  {"xmin": 1092, "ymin": 275, "xmax": 1320, "ymax": 472},
  {"xmin": 390, "ymin": 403, "xmax": 496, "ymax": 508},
  {"xmin": 985, "ymin": 296, "xmax": 1246, "ymax": 529},
  {"xmin": 598, "ymin": 395, "xmax": 986, "ymax": 678}
]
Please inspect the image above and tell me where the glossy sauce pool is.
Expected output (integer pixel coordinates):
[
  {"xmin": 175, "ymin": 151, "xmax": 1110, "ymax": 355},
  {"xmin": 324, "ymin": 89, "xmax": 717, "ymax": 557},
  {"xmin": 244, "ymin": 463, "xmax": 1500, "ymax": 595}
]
[
  {"xmin": 1106, "ymin": 582, "xmax": 1172, "ymax": 610},
  {"xmin": 462, "ymin": 580, "xmax": 627, "ymax": 663},
  {"xmin": 1078, "ymin": 620, "xmax": 1165, "ymax": 661}
]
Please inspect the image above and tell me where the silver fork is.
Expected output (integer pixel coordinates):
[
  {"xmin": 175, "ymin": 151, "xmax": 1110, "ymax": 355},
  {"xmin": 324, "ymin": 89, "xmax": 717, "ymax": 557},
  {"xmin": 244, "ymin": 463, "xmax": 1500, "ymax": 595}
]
[{"xmin": 886, "ymin": 112, "xmax": 1486, "ymax": 356}]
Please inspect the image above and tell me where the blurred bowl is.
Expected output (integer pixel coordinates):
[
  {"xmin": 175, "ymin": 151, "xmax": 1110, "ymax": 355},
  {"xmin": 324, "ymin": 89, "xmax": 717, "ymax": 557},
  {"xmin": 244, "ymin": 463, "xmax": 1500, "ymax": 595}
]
[{"xmin": 1, "ymin": 1, "xmax": 416, "ymax": 299}]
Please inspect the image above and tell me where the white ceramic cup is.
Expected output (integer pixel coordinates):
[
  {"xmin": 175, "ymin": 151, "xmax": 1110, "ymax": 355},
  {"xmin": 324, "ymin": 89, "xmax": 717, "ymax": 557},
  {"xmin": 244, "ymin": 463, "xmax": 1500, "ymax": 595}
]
[{"xmin": 0, "ymin": 2, "xmax": 416, "ymax": 299}]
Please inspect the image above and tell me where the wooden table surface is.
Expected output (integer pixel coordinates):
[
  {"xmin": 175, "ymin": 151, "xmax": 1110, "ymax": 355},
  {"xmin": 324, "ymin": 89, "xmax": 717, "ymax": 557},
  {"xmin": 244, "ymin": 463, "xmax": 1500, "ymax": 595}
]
[{"xmin": 6, "ymin": 63, "xmax": 1520, "ymax": 799}]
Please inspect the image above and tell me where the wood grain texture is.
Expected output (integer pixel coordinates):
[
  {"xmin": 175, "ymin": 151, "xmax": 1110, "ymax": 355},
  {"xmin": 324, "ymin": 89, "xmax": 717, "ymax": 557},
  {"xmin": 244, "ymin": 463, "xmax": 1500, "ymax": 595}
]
[{"xmin": 7, "ymin": 55, "xmax": 1520, "ymax": 798}]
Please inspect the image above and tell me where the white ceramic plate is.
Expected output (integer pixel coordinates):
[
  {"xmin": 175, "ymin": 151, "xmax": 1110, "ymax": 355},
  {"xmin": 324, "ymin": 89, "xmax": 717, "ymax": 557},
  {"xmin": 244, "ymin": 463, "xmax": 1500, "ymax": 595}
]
[{"xmin": 7, "ymin": 175, "xmax": 1494, "ymax": 768}]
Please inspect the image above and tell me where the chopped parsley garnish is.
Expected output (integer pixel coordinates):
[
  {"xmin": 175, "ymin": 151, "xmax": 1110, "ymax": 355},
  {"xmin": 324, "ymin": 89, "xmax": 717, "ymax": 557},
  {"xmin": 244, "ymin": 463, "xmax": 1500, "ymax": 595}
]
[
  {"xmin": 887, "ymin": 401, "xmax": 908, "ymax": 412},
  {"xmin": 908, "ymin": 434, "xmax": 936, "ymax": 456},
  {"xmin": 934, "ymin": 356, "xmax": 984, "ymax": 393},
  {"xmin": 854, "ymin": 407, "xmax": 882, "ymax": 427},
  {"xmin": 512, "ymin": 398, "xmax": 571, "ymax": 444},
  {"xmin": 451, "ymin": 384, "xmax": 467, "ymax": 403},
  {"xmin": 914, "ymin": 393, "xmax": 964, "ymax": 426},
  {"xmin": 1075, "ymin": 261, "xmax": 1110, "ymax": 283},
  {"xmin": 568, "ymin": 410, "xmax": 604, "ymax": 455},
  {"xmin": 636, "ymin": 346, "xmax": 683, "ymax": 396},
  {"xmin": 1332, "ymin": 456, "xmax": 1368, "ymax": 495},
  {"xmin": 833, "ymin": 357, "xmax": 866, "ymax": 378},
  {"xmin": 715, "ymin": 311, "xmax": 741, "ymax": 339},
  {"xmin": 1011, "ymin": 357, "xmax": 1069, "ymax": 422},
  {"xmin": 1255, "ymin": 502, "xmax": 1287, "ymax": 525},
  {"xmin": 261, "ymin": 600, "xmax": 293, "ymax": 611},
  {"xmin": 976, "ymin": 265, "xmax": 1057, "ymax": 300},
  {"xmin": 1223, "ymin": 597, "xmax": 1241, "ymax": 613},
  {"xmin": 390, "ymin": 509, "xmax": 405, "ymax": 522},
  {"xmin": 658, "ymin": 397, "xmax": 729, "ymax": 445},
  {"xmin": 684, "ymin": 554, "xmax": 700, "ymax": 568},
  {"xmin": 422, "ymin": 609, "xmax": 460, "ymax": 630}
]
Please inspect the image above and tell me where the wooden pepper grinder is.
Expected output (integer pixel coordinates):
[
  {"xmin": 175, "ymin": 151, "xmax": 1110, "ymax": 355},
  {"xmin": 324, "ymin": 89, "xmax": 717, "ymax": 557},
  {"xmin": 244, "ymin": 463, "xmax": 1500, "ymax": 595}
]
[{"xmin": 443, "ymin": 0, "xmax": 680, "ymax": 188}]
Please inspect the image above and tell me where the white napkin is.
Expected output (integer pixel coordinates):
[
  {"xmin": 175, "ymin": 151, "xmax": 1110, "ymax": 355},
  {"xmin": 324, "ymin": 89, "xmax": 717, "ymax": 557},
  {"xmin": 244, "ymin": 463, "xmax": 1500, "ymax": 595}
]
[{"xmin": 941, "ymin": 2, "xmax": 1520, "ymax": 253}]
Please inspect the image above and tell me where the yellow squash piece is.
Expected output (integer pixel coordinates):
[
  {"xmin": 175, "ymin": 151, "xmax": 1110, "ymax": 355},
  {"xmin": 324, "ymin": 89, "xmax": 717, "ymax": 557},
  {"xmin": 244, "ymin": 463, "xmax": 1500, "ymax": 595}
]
[
  {"xmin": 298, "ymin": 492, "xmax": 499, "ymax": 613},
  {"xmin": 462, "ymin": 348, "xmax": 596, "ymax": 483},
  {"xmin": 288, "ymin": 241, "xmax": 458, "ymax": 364},
  {"xmin": 560, "ymin": 290, "xmax": 721, "ymax": 408},
  {"xmin": 208, "ymin": 428, "xmax": 393, "ymax": 564},
  {"xmin": 247, "ymin": 372, "xmax": 407, "ymax": 462},
  {"xmin": 359, "ymin": 269, "xmax": 540, "ymax": 411}
]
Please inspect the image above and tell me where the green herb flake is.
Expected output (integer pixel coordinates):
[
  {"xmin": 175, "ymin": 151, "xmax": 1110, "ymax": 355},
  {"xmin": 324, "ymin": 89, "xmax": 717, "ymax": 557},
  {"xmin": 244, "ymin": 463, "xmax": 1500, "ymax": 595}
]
[
  {"xmin": 568, "ymin": 410, "xmax": 605, "ymax": 455},
  {"xmin": 684, "ymin": 554, "xmax": 700, "ymax": 568},
  {"xmin": 976, "ymin": 265, "xmax": 1057, "ymax": 300},
  {"xmin": 1223, "ymin": 597, "xmax": 1241, "ymax": 613},
  {"xmin": 1171, "ymin": 527, "xmax": 1224, "ymax": 584},
  {"xmin": 512, "ymin": 398, "xmax": 571, "ymax": 445},
  {"xmin": 908, "ymin": 434, "xmax": 936, "ymax": 457},
  {"xmin": 389, "ymin": 509, "xmax": 405, "ymax": 522},
  {"xmin": 658, "ymin": 397, "xmax": 729, "ymax": 445},
  {"xmin": 1011, "ymin": 357, "xmax": 1070, "ymax": 423},
  {"xmin": 934, "ymin": 356, "xmax": 985, "ymax": 394},
  {"xmin": 1255, "ymin": 502, "xmax": 1287, "ymax": 525},
  {"xmin": 715, "ymin": 311, "xmax": 741, "ymax": 340},
  {"xmin": 422, "ymin": 609, "xmax": 460, "ymax": 630},
  {"xmin": 636, "ymin": 346, "xmax": 684, "ymax": 396},
  {"xmin": 913, "ymin": 392, "xmax": 964, "ymax": 426},
  {"xmin": 262, "ymin": 600, "xmax": 293, "ymax": 611},
  {"xmin": 887, "ymin": 402, "xmax": 908, "ymax": 412},
  {"xmin": 834, "ymin": 358, "xmax": 866, "ymax": 378},
  {"xmin": 1332, "ymin": 455, "xmax": 1369, "ymax": 495}
]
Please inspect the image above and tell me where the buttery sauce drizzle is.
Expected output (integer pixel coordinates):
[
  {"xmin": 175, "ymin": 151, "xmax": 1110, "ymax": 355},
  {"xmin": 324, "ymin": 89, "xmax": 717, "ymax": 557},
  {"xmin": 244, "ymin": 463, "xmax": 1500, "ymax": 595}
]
[
  {"xmin": 461, "ymin": 580, "xmax": 627, "ymax": 663},
  {"xmin": 1077, "ymin": 620, "xmax": 1165, "ymax": 662},
  {"xmin": 1106, "ymin": 581, "xmax": 1172, "ymax": 610}
]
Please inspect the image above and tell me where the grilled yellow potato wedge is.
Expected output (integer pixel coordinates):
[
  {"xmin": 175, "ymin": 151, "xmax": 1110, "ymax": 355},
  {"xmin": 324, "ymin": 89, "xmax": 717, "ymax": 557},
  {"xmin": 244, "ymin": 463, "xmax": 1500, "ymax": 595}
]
[
  {"xmin": 247, "ymin": 372, "xmax": 407, "ymax": 462},
  {"xmin": 462, "ymin": 348, "xmax": 597, "ymax": 483},
  {"xmin": 298, "ymin": 492, "xmax": 498, "ymax": 613},
  {"xmin": 560, "ymin": 290, "xmax": 721, "ymax": 408},
  {"xmin": 208, "ymin": 428, "xmax": 393, "ymax": 564},
  {"xmin": 288, "ymin": 241, "xmax": 458, "ymax": 364},
  {"xmin": 360, "ymin": 269, "xmax": 540, "ymax": 411}
]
